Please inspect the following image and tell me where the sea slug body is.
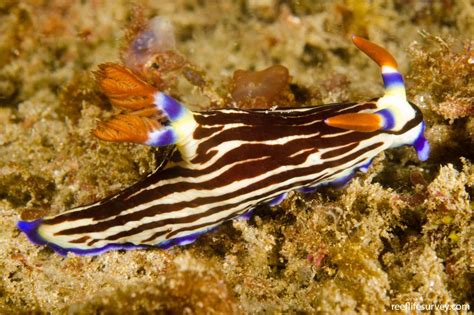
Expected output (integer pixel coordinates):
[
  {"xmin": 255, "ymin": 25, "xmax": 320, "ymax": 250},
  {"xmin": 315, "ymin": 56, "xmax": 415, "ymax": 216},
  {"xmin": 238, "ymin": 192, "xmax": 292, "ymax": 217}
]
[{"xmin": 17, "ymin": 36, "xmax": 429, "ymax": 256}]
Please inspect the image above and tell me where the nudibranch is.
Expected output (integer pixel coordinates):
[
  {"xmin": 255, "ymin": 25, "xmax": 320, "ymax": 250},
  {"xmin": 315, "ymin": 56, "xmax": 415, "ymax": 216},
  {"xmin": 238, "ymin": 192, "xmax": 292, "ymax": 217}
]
[{"xmin": 17, "ymin": 36, "xmax": 429, "ymax": 256}]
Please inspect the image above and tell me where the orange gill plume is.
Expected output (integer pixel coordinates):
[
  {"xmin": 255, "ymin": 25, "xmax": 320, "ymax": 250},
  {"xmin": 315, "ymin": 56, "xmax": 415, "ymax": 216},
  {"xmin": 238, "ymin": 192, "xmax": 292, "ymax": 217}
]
[
  {"xmin": 93, "ymin": 114, "xmax": 163, "ymax": 144},
  {"xmin": 94, "ymin": 63, "xmax": 158, "ymax": 110},
  {"xmin": 93, "ymin": 63, "xmax": 164, "ymax": 144}
]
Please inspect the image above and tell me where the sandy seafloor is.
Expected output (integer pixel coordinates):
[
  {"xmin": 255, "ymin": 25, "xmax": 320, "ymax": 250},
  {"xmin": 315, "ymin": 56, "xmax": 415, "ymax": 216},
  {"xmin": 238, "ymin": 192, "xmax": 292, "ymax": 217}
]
[{"xmin": 0, "ymin": 1, "xmax": 473, "ymax": 314}]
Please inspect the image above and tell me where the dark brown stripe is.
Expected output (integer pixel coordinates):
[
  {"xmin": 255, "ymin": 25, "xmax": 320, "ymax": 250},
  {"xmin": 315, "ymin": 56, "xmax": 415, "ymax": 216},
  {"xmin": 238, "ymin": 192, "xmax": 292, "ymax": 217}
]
[
  {"xmin": 320, "ymin": 142, "xmax": 359, "ymax": 159},
  {"xmin": 193, "ymin": 102, "xmax": 374, "ymax": 127},
  {"xmin": 54, "ymin": 142, "xmax": 383, "ymax": 236},
  {"xmin": 69, "ymin": 236, "xmax": 90, "ymax": 243},
  {"xmin": 193, "ymin": 125, "xmax": 224, "ymax": 139},
  {"xmin": 46, "ymin": 99, "xmax": 418, "ymax": 226},
  {"xmin": 149, "ymin": 155, "xmax": 376, "ymax": 243}
]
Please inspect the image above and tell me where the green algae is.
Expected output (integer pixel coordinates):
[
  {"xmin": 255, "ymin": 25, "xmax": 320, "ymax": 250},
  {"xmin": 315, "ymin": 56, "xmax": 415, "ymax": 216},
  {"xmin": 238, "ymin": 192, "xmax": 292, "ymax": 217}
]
[{"xmin": 0, "ymin": 0, "xmax": 473, "ymax": 313}]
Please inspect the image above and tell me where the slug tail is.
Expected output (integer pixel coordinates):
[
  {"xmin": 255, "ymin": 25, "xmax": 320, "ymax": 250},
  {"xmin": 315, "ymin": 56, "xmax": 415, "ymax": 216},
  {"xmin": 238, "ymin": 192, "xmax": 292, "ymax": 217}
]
[
  {"xmin": 17, "ymin": 219, "xmax": 47, "ymax": 246},
  {"xmin": 17, "ymin": 219, "xmax": 150, "ymax": 256}
]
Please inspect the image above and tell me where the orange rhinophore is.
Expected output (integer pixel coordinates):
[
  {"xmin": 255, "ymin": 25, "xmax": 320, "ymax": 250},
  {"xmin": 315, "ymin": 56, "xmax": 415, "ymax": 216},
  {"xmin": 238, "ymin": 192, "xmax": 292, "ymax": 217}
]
[{"xmin": 351, "ymin": 35, "xmax": 398, "ymax": 69}]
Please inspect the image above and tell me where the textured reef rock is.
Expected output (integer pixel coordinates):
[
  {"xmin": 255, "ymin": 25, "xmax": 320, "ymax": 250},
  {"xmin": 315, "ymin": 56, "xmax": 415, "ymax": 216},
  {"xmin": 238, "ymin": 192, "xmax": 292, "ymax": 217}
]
[{"xmin": 0, "ymin": 0, "xmax": 472, "ymax": 313}]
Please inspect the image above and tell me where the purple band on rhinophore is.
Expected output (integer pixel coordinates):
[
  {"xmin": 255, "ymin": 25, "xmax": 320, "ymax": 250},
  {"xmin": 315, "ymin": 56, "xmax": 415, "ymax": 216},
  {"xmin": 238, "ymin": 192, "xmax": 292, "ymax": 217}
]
[
  {"xmin": 376, "ymin": 108, "xmax": 395, "ymax": 130},
  {"xmin": 148, "ymin": 128, "xmax": 176, "ymax": 146},
  {"xmin": 156, "ymin": 93, "xmax": 185, "ymax": 121},
  {"xmin": 382, "ymin": 72, "xmax": 404, "ymax": 89}
]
